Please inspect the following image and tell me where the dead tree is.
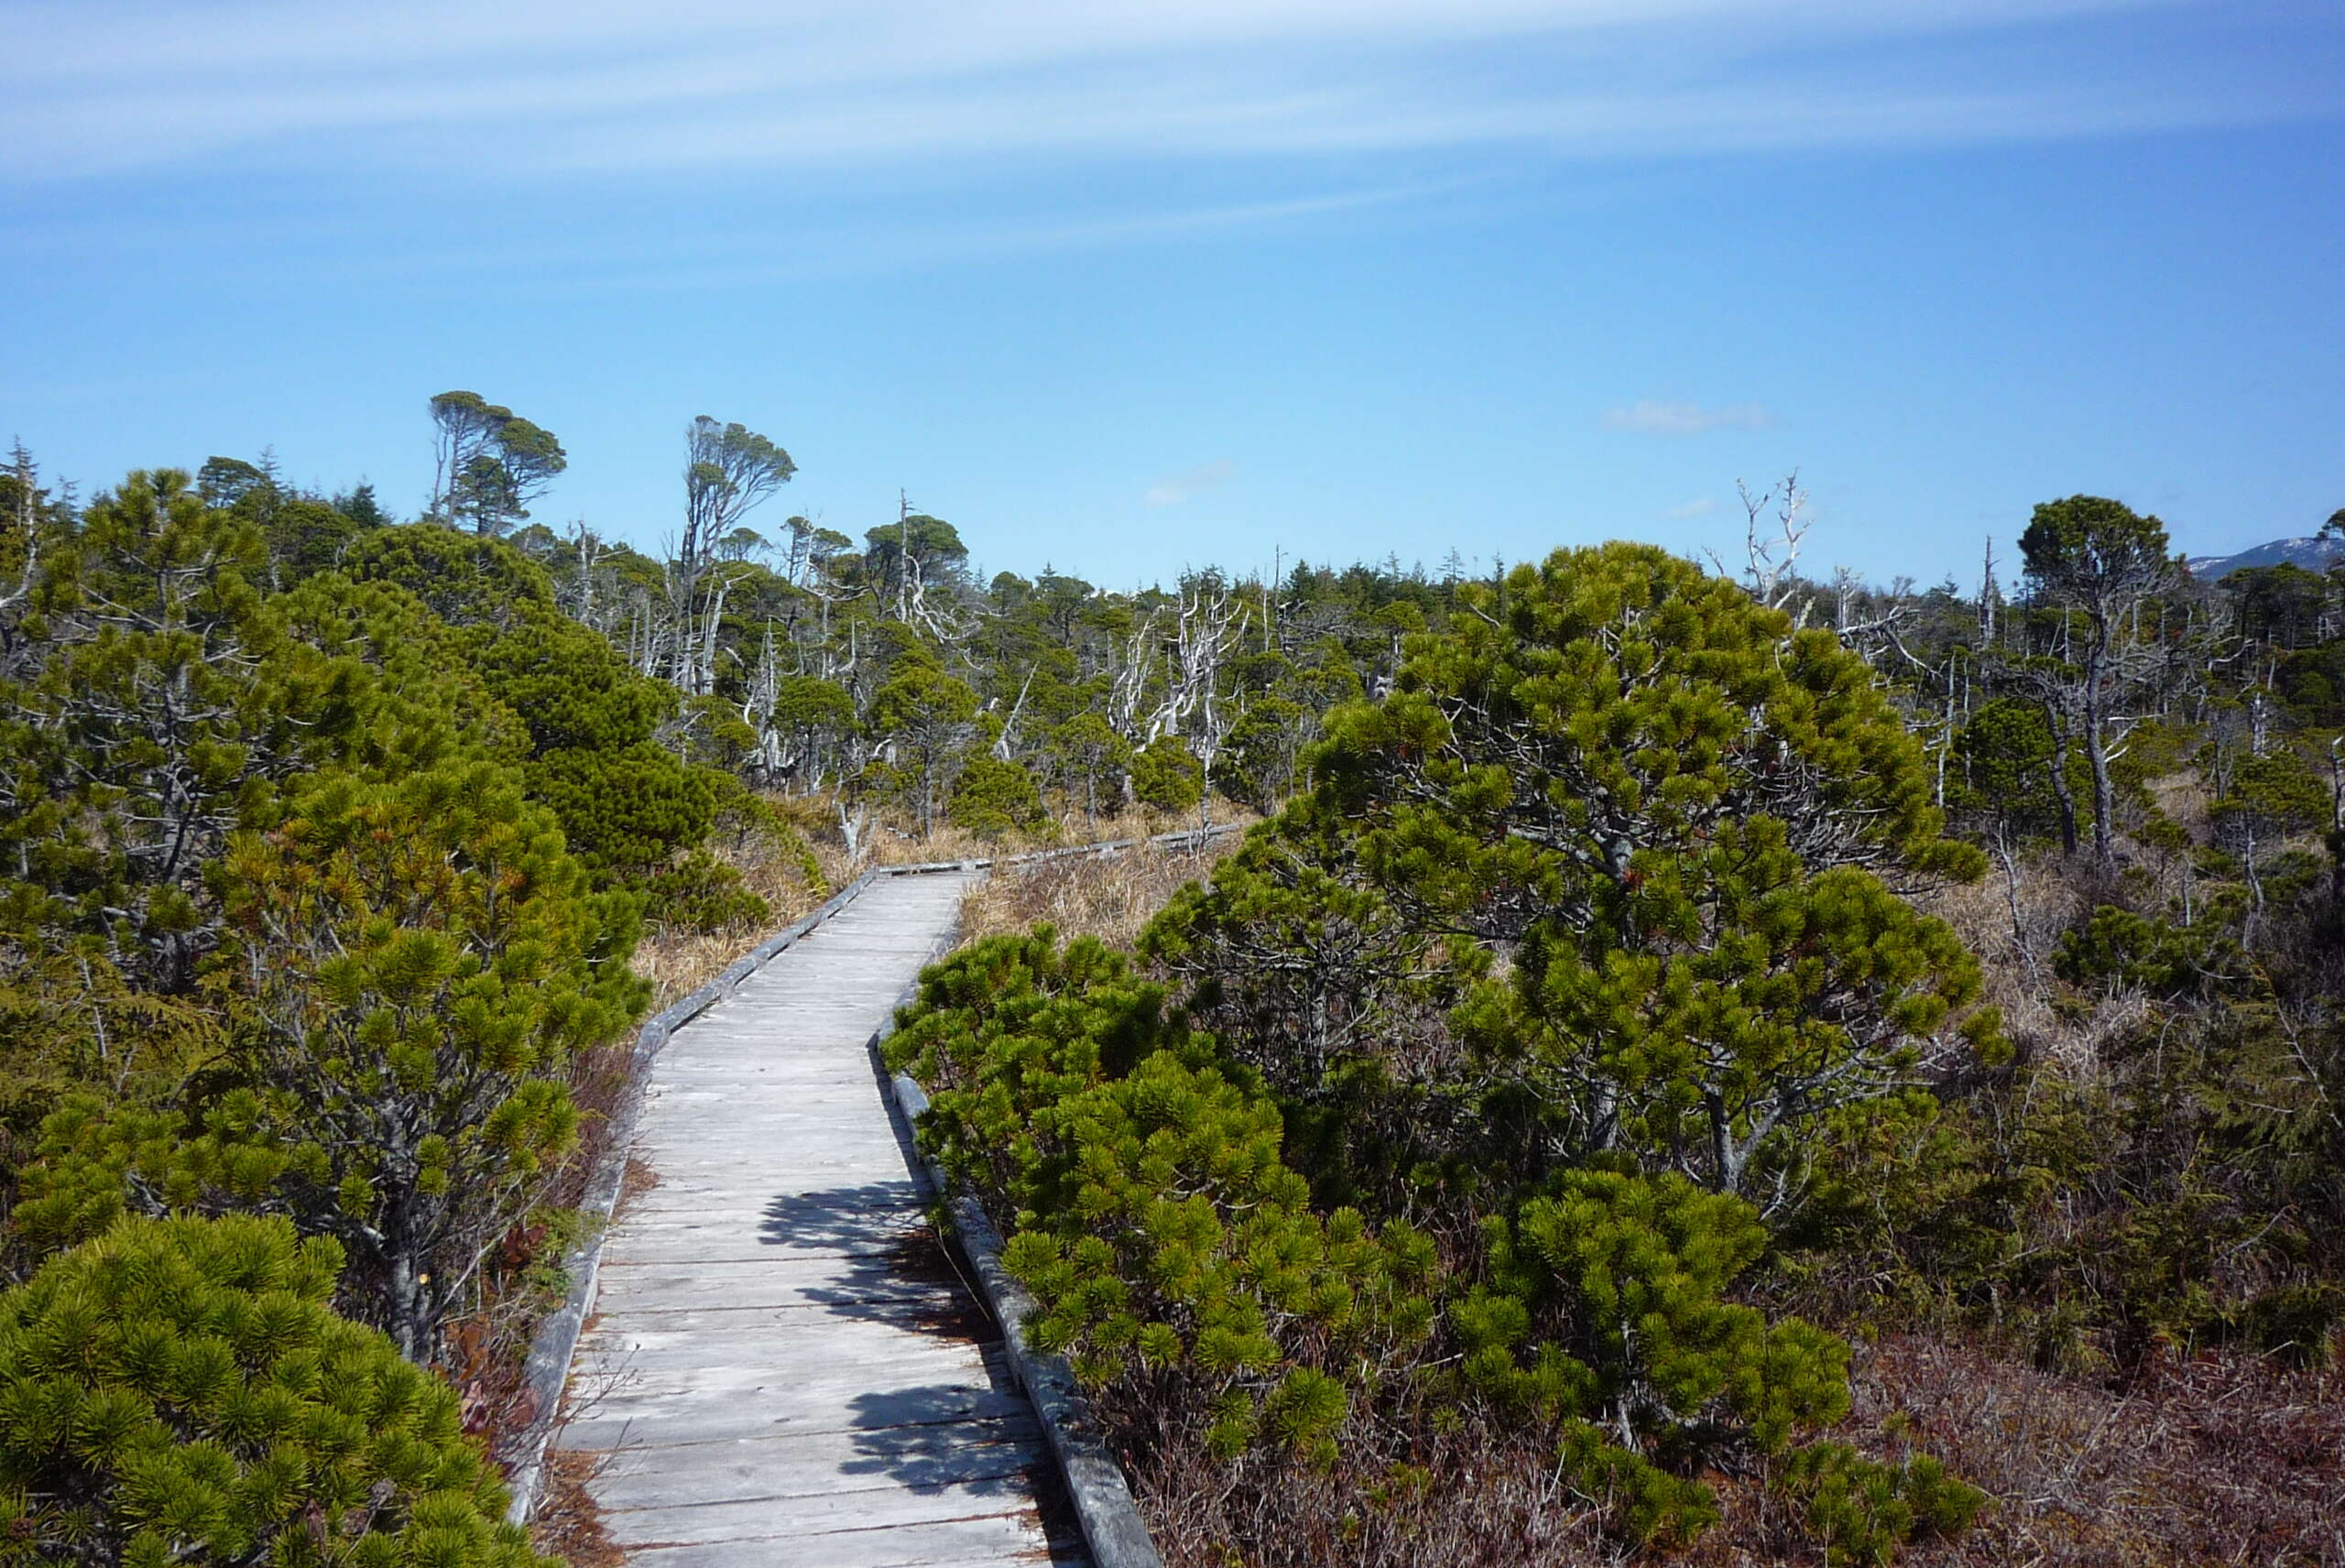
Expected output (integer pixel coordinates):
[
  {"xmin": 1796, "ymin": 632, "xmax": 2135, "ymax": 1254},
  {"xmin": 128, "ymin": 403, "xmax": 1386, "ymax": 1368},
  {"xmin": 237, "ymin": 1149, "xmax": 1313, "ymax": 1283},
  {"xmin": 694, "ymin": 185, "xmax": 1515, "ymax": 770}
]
[{"xmin": 1708, "ymin": 471, "xmax": 1814, "ymax": 620}]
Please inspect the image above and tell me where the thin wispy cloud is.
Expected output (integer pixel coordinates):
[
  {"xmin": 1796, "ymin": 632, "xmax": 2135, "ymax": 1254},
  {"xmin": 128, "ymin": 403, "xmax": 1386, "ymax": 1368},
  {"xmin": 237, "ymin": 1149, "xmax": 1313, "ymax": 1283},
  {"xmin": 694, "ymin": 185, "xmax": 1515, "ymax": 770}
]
[
  {"xmin": 0, "ymin": 1, "xmax": 2323, "ymax": 184},
  {"xmin": 372, "ymin": 184, "xmax": 1443, "ymax": 295},
  {"xmin": 1146, "ymin": 461, "xmax": 1236, "ymax": 507},
  {"xmin": 1605, "ymin": 400, "xmax": 1779, "ymax": 436},
  {"xmin": 1664, "ymin": 495, "xmax": 1720, "ymax": 518}
]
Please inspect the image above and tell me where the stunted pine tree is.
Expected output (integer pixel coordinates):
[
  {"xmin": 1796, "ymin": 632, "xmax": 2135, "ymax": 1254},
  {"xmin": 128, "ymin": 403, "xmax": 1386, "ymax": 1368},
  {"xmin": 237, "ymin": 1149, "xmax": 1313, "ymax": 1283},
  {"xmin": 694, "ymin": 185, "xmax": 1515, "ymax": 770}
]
[
  {"xmin": 19, "ymin": 762, "xmax": 645, "ymax": 1361},
  {"xmin": 677, "ymin": 419, "xmax": 793, "ymax": 693},
  {"xmin": 1160, "ymin": 542, "xmax": 1998, "ymax": 1210},
  {"xmin": 428, "ymin": 392, "xmax": 565, "ymax": 537},
  {"xmin": 867, "ymin": 660, "xmax": 977, "ymax": 839},
  {"xmin": 2017, "ymin": 495, "xmax": 2176, "ymax": 869}
]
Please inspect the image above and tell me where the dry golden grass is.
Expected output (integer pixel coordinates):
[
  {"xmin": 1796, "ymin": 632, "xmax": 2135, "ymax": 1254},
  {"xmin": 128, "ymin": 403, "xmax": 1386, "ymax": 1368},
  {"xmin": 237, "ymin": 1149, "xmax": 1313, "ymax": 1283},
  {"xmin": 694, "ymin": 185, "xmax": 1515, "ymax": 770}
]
[
  {"xmin": 855, "ymin": 804, "xmax": 1253, "ymax": 869},
  {"xmin": 1924, "ymin": 850, "xmax": 2158, "ymax": 1076},
  {"xmin": 527, "ymin": 1449, "xmax": 626, "ymax": 1568},
  {"xmin": 956, "ymin": 824, "xmax": 1254, "ymax": 949},
  {"xmin": 627, "ymin": 828, "xmax": 833, "ymax": 1011}
]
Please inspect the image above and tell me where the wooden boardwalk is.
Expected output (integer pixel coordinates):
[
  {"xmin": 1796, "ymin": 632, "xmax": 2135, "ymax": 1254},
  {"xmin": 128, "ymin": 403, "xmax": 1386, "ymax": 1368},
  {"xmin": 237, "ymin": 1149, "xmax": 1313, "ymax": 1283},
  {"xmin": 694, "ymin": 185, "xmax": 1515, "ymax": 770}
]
[{"xmin": 555, "ymin": 871, "xmax": 1083, "ymax": 1568}]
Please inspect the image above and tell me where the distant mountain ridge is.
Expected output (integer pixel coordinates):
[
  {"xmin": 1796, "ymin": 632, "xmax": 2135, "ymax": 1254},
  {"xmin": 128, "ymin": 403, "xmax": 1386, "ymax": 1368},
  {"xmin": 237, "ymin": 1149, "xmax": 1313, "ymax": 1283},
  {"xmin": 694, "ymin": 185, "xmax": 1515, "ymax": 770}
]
[{"xmin": 2185, "ymin": 536, "xmax": 2345, "ymax": 579}]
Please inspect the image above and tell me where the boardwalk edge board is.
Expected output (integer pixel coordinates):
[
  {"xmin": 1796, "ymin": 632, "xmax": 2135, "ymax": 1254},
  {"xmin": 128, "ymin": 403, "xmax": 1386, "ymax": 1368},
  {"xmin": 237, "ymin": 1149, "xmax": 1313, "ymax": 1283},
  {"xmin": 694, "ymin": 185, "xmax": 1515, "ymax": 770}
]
[{"xmin": 503, "ymin": 825, "xmax": 1236, "ymax": 1541}]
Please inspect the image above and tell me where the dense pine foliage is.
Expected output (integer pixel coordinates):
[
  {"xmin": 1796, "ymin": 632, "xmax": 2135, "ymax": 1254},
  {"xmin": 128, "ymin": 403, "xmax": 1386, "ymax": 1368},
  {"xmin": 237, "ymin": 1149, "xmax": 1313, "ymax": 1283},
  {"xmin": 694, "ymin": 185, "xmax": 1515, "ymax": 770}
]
[{"xmin": 0, "ymin": 1215, "xmax": 542, "ymax": 1568}]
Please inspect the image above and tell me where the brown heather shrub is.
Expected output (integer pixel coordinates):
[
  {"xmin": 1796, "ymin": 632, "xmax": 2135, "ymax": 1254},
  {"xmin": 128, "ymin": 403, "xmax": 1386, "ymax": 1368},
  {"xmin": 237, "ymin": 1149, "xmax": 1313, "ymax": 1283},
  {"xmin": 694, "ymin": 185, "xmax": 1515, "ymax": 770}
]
[
  {"xmin": 1844, "ymin": 1333, "xmax": 2345, "ymax": 1566},
  {"xmin": 1122, "ymin": 1399, "xmax": 1630, "ymax": 1568},
  {"xmin": 1115, "ymin": 1328, "xmax": 2343, "ymax": 1568}
]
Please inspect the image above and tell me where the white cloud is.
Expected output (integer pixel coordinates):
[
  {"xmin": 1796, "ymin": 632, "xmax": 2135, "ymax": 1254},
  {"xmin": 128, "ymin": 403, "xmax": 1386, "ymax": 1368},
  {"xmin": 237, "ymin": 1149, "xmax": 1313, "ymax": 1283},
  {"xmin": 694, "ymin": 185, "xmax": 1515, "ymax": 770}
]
[
  {"xmin": 1145, "ymin": 461, "xmax": 1236, "ymax": 507},
  {"xmin": 1604, "ymin": 400, "xmax": 1779, "ymax": 436},
  {"xmin": 1664, "ymin": 495, "xmax": 1719, "ymax": 518},
  {"xmin": 0, "ymin": 0, "xmax": 2317, "ymax": 183}
]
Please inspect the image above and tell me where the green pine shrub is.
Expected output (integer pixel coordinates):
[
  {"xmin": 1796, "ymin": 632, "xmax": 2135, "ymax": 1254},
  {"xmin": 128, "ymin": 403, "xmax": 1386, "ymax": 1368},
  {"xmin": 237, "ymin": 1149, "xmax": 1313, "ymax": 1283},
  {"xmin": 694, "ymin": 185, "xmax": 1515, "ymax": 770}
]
[
  {"xmin": 995, "ymin": 1050, "xmax": 1434, "ymax": 1403},
  {"xmin": 1129, "ymin": 735, "xmax": 1204, "ymax": 814},
  {"xmin": 885, "ymin": 928, "xmax": 1188, "ymax": 1201},
  {"xmin": 889, "ymin": 930, "xmax": 1434, "ymax": 1462},
  {"xmin": 1553, "ymin": 1419, "xmax": 1719, "ymax": 1549},
  {"xmin": 1443, "ymin": 1171, "xmax": 1859, "ymax": 1545},
  {"xmin": 2053, "ymin": 906, "xmax": 2248, "ymax": 999},
  {"xmin": 1776, "ymin": 1441, "xmax": 1987, "ymax": 1566},
  {"xmin": 2228, "ymin": 1281, "xmax": 2344, "ymax": 1369},
  {"xmin": 0, "ymin": 1214, "xmax": 547, "ymax": 1568},
  {"xmin": 524, "ymin": 744, "xmax": 716, "ymax": 878},
  {"xmin": 947, "ymin": 755, "xmax": 1047, "ymax": 840},
  {"xmin": 640, "ymin": 849, "xmax": 770, "ymax": 935},
  {"xmin": 1491, "ymin": 1172, "xmax": 1852, "ymax": 1457},
  {"xmin": 466, "ymin": 615, "xmax": 668, "ymax": 759},
  {"xmin": 13, "ymin": 761, "xmax": 645, "ymax": 1360},
  {"xmin": 341, "ymin": 525, "xmax": 555, "ymax": 630}
]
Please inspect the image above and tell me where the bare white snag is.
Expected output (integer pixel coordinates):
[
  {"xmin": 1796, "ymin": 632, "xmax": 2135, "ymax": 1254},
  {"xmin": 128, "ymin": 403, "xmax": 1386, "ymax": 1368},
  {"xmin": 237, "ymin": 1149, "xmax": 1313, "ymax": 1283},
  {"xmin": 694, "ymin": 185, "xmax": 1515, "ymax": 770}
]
[{"xmin": 1707, "ymin": 471, "xmax": 1813, "ymax": 615}]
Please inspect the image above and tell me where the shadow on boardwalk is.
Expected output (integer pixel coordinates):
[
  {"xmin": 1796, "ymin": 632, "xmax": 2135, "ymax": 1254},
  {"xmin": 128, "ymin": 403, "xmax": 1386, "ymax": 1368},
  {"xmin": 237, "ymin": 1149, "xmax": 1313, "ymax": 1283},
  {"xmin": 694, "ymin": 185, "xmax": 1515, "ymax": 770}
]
[
  {"xmin": 757, "ymin": 1183, "xmax": 924, "ymax": 1255},
  {"xmin": 837, "ymin": 1382, "xmax": 1048, "ymax": 1494},
  {"xmin": 759, "ymin": 1178, "xmax": 1088, "ymax": 1558}
]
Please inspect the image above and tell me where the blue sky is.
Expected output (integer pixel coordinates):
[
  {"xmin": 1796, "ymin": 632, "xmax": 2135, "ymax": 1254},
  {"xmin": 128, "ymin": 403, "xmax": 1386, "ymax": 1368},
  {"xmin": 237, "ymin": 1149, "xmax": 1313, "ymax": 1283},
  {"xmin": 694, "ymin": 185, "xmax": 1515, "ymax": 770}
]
[{"xmin": 5, "ymin": 0, "xmax": 2340, "ymax": 591}]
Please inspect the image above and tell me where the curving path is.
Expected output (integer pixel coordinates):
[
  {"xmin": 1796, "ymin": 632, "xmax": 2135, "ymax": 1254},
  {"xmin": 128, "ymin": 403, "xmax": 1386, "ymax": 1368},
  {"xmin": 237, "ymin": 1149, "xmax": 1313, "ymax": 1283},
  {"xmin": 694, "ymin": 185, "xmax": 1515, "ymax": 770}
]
[{"xmin": 552, "ymin": 870, "xmax": 1084, "ymax": 1568}]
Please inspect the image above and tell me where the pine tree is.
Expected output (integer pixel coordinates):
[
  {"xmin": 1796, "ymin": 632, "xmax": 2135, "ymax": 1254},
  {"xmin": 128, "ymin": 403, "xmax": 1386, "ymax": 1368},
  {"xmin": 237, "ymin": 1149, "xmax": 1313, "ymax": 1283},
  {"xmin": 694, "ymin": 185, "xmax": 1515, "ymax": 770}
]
[
  {"xmin": 17, "ymin": 761, "xmax": 645, "ymax": 1360},
  {"xmin": 947, "ymin": 755, "xmax": 1045, "ymax": 840},
  {"xmin": 2016, "ymin": 495, "xmax": 2176, "ymax": 870},
  {"xmin": 1158, "ymin": 542, "xmax": 2001, "ymax": 1209},
  {"xmin": 1129, "ymin": 735, "xmax": 1203, "ymax": 814},
  {"xmin": 0, "ymin": 470, "xmax": 379, "ymax": 987},
  {"xmin": 866, "ymin": 661, "xmax": 977, "ymax": 838}
]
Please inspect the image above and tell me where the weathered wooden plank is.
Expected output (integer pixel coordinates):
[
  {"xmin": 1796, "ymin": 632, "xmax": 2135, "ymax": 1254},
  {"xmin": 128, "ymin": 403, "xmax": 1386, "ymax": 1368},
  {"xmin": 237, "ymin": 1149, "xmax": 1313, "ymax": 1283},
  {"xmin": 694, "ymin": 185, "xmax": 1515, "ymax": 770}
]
[
  {"xmin": 615, "ymin": 1192, "xmax": 927, "ymax": 1222},
  {"xmin": 590, "ymin": 1425, "xmax": 1049, "ymax": 1511},
  {"xmin": 622, "ymin": 1512, "xmax": 1070, "ymax": 1568},
  {"xmin": 594, "ymin": 1410, "xmax": 1042, "ymax": 1473},
  {"xmin": 572, "ymin": 1347, "xmax": 1010, "ymax": 1398},
  {"xmin": 601, "ymin": 1225, "xmax": 929, "ymax": 1264},
  {"xmin": 587, "ymin": 1269, "xmax": 963, "ymax": 1317},
  {"xmin": 608, "ymin": 1204, "xmax": 927, "ymax": 1236},
  {"xmin": 574, "ymin": 1330, "xmax": 1001, "ymax": 1382},
  {"xmin": 555, "ymin": 1381, "xmax": 1037, "ymax": 1449},
  {"xmin": 573, "ymin": 1301, "xmax": 959, "ymax": 1340},
  {"xmin": 599, "ymin": 1475, "xmax": 1043, "ymax": 1546}
]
